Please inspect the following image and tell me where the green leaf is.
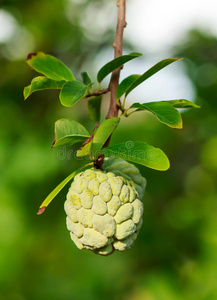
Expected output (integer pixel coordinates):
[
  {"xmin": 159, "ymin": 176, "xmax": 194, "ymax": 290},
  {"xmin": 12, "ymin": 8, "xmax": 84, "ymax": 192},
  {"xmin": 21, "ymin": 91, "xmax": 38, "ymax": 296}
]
[
  {"xmin": 91, "ymin": 117, "xmax": 120, "ymax": 159},
  {"xmin": 81, "ymin": 72, "xmax": 93, "ymax": 86},
  {"xmin": 52, "ymin": 118, "xmax": 90, "ymax": 148},
  {"xmin": 125, "ymin": 58, "xmax": 182, "ymax": 97},
  {"xmin": 60, "ymin": 81, "xmax": 88, "ymax": 107},
  {"xmin": 100, "ymin": 142, "xmax": 170, "ymax": 171},
  {"xmin": 162, "ymin": 99, "xmax": 200, "ymax": 108},
  {"xmin": 76, "ymin": 142, "xmax": 92, "ymax": 157},
  {"xmin": 26, "ymin": 52, "xmax": 74, "ymax": 81},
  {"xmin": 130, "ymin": 101, "xmax": 183, "ymax": 129},
  {"xmin": 23, "ymin": 76, "xmax": 65, "ymax": 100},
  {"xmin": 88, "ymin": 96, "xmax": 102, "ymax": 122},
  {"xmin": 116, "ymin": 75, "xmax": 140, "ymax": 99},
  {"xmin": 37, "ymin": 163, "xmax": 93, "ymax": 214},
  {"xmin": 97, "ymin": 52, "xmax": 142, "ymax": 83}
]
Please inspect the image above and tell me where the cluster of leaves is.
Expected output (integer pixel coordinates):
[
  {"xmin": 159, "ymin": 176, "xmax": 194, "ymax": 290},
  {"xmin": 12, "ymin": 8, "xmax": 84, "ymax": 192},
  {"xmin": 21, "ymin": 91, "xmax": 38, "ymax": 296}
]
[{"xmin": 24, "ymin": 51, "xmax": 199, "ymax": 212}]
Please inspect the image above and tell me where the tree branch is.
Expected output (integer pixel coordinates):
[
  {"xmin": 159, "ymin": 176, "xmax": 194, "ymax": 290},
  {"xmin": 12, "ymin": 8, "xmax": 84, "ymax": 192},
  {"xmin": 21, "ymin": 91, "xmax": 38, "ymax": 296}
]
[
  {"xmin": 85, "ymin": 88, "xmax": 110, "ymax": 99},
  {"xmin": 93, "ymin": 0, "xmax": 126, "ymax": 169},
  {"xmin": 106, "ymin": 0, "xmax": 126, "ymax": 119}
]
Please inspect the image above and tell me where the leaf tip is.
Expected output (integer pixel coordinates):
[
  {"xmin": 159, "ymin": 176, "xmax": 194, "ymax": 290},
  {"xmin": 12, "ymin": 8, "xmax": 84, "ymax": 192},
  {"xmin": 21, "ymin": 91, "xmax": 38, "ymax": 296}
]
[
  {"xmin": 164, "ymin": 165, "xmax": 170, "ymax": 171},
  {"xmin": 23, "ymin": 92, "xmax": 27, "ymax": 101},
  {"xmin": 162, "ymin": 158, "xmax": 170, "ymax": 171},
  {"xmin": 131, "ymin": 52, "xmax": 143, "ymax": 57},
  {"xmin": 26, "ymin": 52, "xmax": 37, "ymax": 61},
  {"xmin": 169, "ymin": 57, "xmax": 184, "ymax": 63},
  {"xmin": 51, "ymin": 131, "xmax": 57, "ymax": 149},
  {"xmin": 50, "ymin": 139, "xmax": 56, "ymax": 149},
  {"xmin": 177, "ymin": 119, "xmax": 183, "ymax": 129},
  {"xmin": 37, "ymin": 206, "xmax": 46, "ymax": 215}
]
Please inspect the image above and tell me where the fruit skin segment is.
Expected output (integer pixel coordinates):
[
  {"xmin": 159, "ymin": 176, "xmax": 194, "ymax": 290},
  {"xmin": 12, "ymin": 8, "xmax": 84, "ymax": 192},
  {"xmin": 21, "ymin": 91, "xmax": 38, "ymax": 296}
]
[
  {"xmin": 64, "ymin": 166, "xmax": 146, "ymax": 256},
  {"xmin": 103, "ymin": 157, "xmax": 147, "ymax": 201}
]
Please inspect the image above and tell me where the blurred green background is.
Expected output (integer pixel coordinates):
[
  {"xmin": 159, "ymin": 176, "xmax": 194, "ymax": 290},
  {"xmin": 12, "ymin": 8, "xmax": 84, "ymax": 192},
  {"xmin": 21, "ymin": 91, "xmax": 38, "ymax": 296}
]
[{"xmin": 1, "ymin": 0, "xmax": 217, "ymax": 299}]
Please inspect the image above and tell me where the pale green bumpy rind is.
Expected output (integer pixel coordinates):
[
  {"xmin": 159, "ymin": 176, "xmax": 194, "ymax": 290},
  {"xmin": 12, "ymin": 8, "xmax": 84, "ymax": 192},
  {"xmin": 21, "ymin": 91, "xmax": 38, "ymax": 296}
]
[
  {"xmin": 103, "ymin": 157, "xmax": 147, "ymax": 200},
  {"xmin": 64, "ymin": 168, "xmax": 145, "ymax": 256}
]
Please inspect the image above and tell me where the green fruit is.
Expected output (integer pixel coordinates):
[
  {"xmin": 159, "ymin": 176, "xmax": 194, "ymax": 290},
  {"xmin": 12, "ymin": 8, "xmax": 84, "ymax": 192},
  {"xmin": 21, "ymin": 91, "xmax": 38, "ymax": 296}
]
[
  {"xmin": 103, "ymin": 157, "xmax": 147, "ymax": 200},
  {"xmin": 64, "ymin": 168, "xmax": 144, "ymax": 256}
]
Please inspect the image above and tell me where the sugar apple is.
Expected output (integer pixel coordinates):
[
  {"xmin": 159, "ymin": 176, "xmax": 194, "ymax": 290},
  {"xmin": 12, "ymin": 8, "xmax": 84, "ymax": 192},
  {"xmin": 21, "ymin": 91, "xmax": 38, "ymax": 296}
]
[
  {"xmin": 64, "ymin": 161, "xmax": 146, "ymax": 256},
  {"xmin": 103, "ymin": 157, "xmax": 147, "ymax": 200}
]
